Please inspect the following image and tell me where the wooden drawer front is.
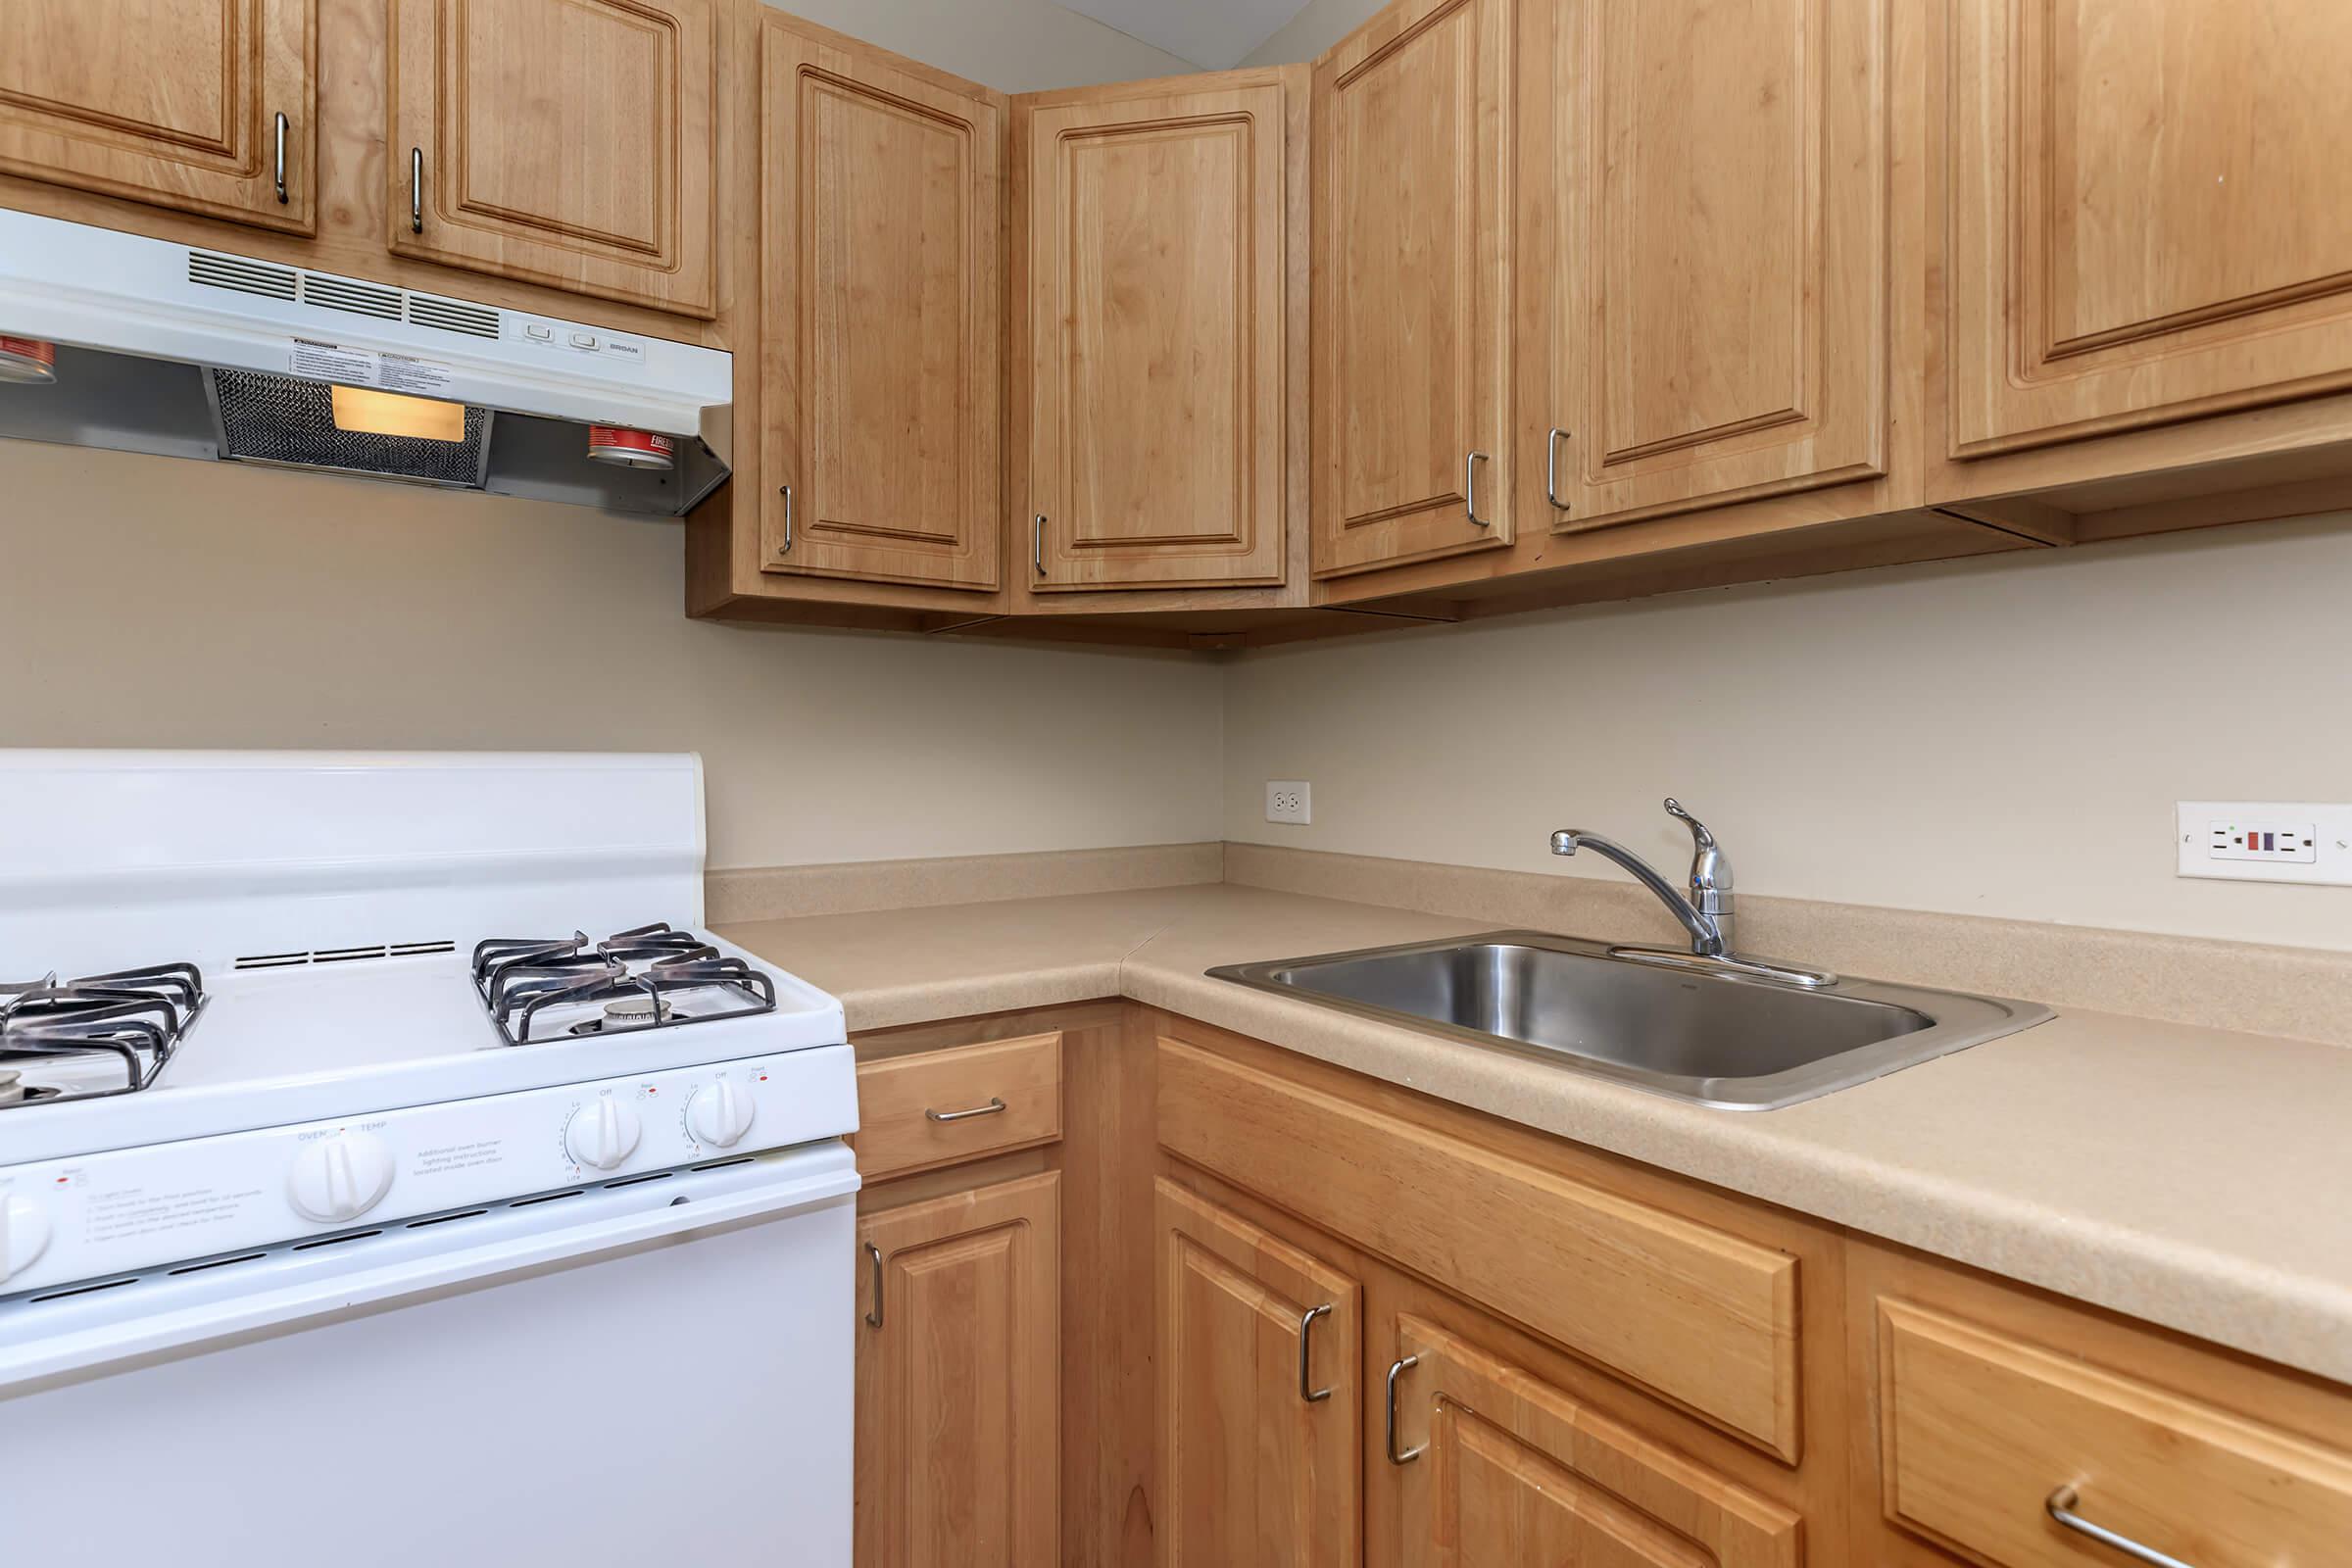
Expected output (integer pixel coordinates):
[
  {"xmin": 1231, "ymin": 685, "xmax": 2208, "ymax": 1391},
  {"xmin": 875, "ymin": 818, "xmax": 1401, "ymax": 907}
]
[
  {"xmin": 856, "ymin": 1033, "xmax": 1062, "ymax": 1181},
  {"xmin": 1155, "ymin": 1038, "xmax": 1800, "ymax": 1459},
  {"xmin": 1879, "ymin": 1298, "xmax": 2352, "ymax": 1567},
  {"xmin": 1396, "ymin": 1315, "xmax": 1799, "ymax": 1568}
]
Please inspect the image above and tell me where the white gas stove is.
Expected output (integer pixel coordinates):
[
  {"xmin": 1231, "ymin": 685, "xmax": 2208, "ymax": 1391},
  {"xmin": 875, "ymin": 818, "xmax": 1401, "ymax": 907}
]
[{"xmin": 0, "ymin": 752, "xmax": 858, "ymax": 1567}]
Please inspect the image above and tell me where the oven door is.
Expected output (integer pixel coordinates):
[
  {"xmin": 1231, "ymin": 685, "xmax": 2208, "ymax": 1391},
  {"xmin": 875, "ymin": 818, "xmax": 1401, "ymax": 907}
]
[{"xmin": 0, "ymin": 1142, "xmax": 858, "ymax": 1566}]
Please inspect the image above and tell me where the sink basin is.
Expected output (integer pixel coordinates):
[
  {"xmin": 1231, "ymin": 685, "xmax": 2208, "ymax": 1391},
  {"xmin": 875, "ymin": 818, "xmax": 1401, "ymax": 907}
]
[{"xmin": 1207, "ymin": 931, "xmax": 2052, "ymax": 1109}]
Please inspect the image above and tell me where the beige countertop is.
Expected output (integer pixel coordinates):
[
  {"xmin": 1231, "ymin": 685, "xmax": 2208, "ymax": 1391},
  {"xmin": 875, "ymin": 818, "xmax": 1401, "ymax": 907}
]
[{"xmin": 721, "ymin": 882, "xmax": 2352, "ymax": 1385}]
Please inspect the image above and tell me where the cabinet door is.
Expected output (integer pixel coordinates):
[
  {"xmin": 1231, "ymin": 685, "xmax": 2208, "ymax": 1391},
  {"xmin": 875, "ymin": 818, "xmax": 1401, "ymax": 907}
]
[
  {"xmin": 855, "ymin": 1173, "xmax": 1058, "ymax": 1568},
  {"xmin": 1311, "ymin": 0, "xmax": 1514, "ymax": 579},
  {"xmin": 1157, "ymin": 1179, "xmax": 1360, "ymax": 1568},
  {"xmin": 1948, "ymin": 0, "xmax": 2352, "ymax": 458},
  {"xmin": 387, "ymin": 0, "xmax": 717, "ymax": 317},
  {"xmin": 1391, "ymin": 1313, "xmax": 1802, "ymax": 1567},
  {"xmin": 0, "ymin": 0, "xmax": 316, "ymax": 233},
  {"xmin": 1548, "ymin": 0, "xmax": 1886, "ymax": 528},
  {"xmin": 1021, "ymin": 76, "xmax": 1291, "ymax": 592},
  {"xmin": 760, "ymin": 17, "xmax": 1004, "ymax": 592}
]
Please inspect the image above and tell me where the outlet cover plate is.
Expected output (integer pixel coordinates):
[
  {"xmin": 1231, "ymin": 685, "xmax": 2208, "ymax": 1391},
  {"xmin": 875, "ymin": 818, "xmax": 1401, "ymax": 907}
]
[
  {"xmin": 1265, "ymin": 780, "xmax": 1311, "ymax": 825},
  {"xmin": 2177, "ymin": 802, "xmax": 2352, "ymax": 885}
]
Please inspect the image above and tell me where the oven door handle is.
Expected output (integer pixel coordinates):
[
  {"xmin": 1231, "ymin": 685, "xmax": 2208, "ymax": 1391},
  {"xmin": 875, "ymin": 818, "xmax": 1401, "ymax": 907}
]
[{"xmin": 0, "ymin": 1145, "xmax": 860, "ymax": 1392}]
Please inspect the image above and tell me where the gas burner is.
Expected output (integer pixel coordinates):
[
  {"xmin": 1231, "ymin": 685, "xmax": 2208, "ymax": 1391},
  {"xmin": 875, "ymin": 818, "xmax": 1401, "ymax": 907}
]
[
  {"xmin": 0, "ymin": 961, "xmax": 206, "ymax": 1107},
  {"xmin": 471, "ymin": 923, "xmax": 774, "ymax": 1047}
]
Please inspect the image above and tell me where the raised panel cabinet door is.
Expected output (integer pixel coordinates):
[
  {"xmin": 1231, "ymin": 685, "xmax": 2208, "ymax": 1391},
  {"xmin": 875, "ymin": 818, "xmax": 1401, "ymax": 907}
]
[
  {"xmin": 1391, "ymin": 1314, "xmax": 1802, "ymax": 1568},
  {"xmin": 0, "ymin": 0, "xmax": 316, "ymax": 232},
  {"xmin": 1549, "ymin": 0, "xmax": 1887, "ymax": 529},
  {"xmin": 1311, "ymin": 0, "xmax": 1515, "ymax": 579},
  {"xmin": 854, "ymin": 1172, "xmax": 1058, "ymax": 1568},
  {"xmin": 760, "ymin": 18, "xmax": 1004, "ymax": 592},
  {"xmin": 387, "ymin": 0, "xmax": 717, "ymax": 317},
  {"xmin": 1022, "ymin": 77, "xmax": 1291, "ymax": 591},
  {"xmin": 1949, "ymin": 0, "xmax": 2352, "ymax": 457},
  {"xmin": 1156, "ymin": 1179, "xmax": 1362, "ymax": 1568}
]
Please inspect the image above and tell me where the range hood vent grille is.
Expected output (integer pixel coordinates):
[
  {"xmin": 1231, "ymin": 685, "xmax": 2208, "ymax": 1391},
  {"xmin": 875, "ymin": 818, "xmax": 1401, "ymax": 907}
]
[
  {"xmin": 187, "ymin": 250, "xmax": 298, "ymax": 302},
  {"xmin": 299, "ymin": 272, "xmax": 402, "ymax": 320},
  {"xmin": 209, "ymin": 368, "xmax": 492, "ymax": 487},
  {"xmin": 407, "ymin": 293, "xmax": 501, "ymax": 340}
]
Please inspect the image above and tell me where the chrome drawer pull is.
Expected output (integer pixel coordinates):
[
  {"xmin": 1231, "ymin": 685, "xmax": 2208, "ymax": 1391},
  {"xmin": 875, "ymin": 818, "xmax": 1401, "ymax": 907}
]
[
  {"xmin": 2046, "ymin": 1487, "xmax": 2197, "ymax": 1568},
  {"xmin": 1297, "ymin": 1304, "xmax": 1334, "ymax": 1403},
  {"xmin": 778, "ymin": 484, "xmax": 793, "ymax": 552},
  {"xmin": 863, "ymin": 1241, "xmax": 884, "ymax": 1329},
  {"xmin": 1544, "ymin": 426, "xmax": 1570, "ymax": 511},
  {"xmin": 1464, "ymin": 451, "xmax": 1492, "ymax": 527},
  {"xmin": 273, "ymin": 112, "xmax": 289, "ymax": 205},
  {"xmin": 410, "ymin": 147, "xmax": 424, "ymax": 233},
  {"xmin": 1385, "ymin": 1354, "xmax": 1423, "ymax": 1464},
  {"xmin": 925, "ymin": 1097, "xmax": 1006, "ymax": 1123}
]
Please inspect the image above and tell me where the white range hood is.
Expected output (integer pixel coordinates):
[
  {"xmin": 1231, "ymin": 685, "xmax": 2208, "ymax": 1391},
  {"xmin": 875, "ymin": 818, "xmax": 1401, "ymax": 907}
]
[{"xmin": 0, "ymin": 209, "xmax": 732, "ymax": 515}]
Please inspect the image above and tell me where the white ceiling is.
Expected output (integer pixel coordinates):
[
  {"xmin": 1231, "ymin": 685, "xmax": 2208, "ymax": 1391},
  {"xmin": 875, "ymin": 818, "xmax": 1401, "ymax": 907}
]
[{"xmin": 1060, "ymin": 0, "xmax": 1314, "ymax": 70}]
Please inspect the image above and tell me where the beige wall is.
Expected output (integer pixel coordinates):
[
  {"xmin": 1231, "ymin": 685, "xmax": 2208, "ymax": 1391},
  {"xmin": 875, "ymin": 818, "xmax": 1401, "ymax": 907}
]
[
  {"xmin": 764, "ymin": 0, "xmax": 1191, "ymax": 89},
  {"xmin": 0, "ymin": 442, "xmax": 1223, "ymax": 871},
  {"xmin": 1221, "ymin": 515, "xmax": 2352, "ymax": 952}
]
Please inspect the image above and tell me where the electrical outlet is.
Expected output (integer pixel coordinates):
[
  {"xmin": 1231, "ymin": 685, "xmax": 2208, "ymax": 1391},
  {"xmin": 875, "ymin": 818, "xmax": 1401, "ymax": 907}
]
[
  {"xmin": 2178, "ymin": 802, "xmax": 2352, "ymax": 885},
  {"xmin": 1264, "ymin": 780, "xmax": 1312, "ymax": 825}
]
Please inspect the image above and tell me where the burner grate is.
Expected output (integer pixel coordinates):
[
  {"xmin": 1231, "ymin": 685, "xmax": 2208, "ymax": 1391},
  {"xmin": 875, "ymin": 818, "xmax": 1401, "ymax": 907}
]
[
  {"xmin": 0, "ymin": 962, "xmax": 206, "ymax": 1107},
  {"xmin": 470, "ymin": 923, "xmax": 775, "ymax": 1047}
]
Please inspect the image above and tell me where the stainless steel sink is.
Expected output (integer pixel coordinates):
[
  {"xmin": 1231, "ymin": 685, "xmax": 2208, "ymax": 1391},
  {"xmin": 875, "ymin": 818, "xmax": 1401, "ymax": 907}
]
[{"xmin": 1208, "ymin": 931, "xmax": 2052, "ymax": 1109}]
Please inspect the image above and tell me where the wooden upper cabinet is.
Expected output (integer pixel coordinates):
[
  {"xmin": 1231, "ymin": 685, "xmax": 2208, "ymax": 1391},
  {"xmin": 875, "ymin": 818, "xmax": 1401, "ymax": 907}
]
[
  {"xmin": 1545, "ymin": 0, "xmax": 1887, "ymax": 528},
  {"xmin": 856, "ymin": 1173, "xmax": 1059, "ymax": 1568},
  {"xmin": 1311, "ymin": 0, "xmax": 1515, "ymax": 579},
  {"xmin": 387, "ymin": 0, "xmax": 717, "ymax": 317},
  {"xmin": 1018, "ymin": 74, "xmax": 1294, "ymax": 592},
  {"xmin": 0, "ymin": 0, "xmax": 317, "ymax": 233},
  {"xmin": 759, "ymin": 16, "xmax": 1004, "ymax": 592},
  {"xmin": 1157, "ymin": 1179, "xmax": 1362, "ymax": 1568},
  {"xmin": 1947, "ymin": 0, "xmax": 2352, "ymax": 459},
  {"xmin": 1392, "ymin": 1314, "xmax": 1802, "ymax": 1567}
]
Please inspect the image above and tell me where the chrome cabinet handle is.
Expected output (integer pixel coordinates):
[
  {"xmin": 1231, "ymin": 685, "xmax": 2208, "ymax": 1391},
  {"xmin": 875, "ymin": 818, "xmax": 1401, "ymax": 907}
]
[
  {"xmin": 273, "ymin": 112, "xmax": 289, "ymax": 205},
  {"xmin": 1385, "ymin": 1354, "xmax": 1423, "ymax": 1464},
  {"xmin": 1544, "ymin": 426, "xmax": 1570, "ymax": 511},
  {"xmin": 1297, "ymin": 1304, "xmax": 1334, "ymax": 1403},
  {"xmin": 863, "ymin": 1242, "xmax": 884, "ymax": 1329},
  {"xmin": 1032, "ymin": 514, "xmax": 1047, "ymax": 576},
  {"xmin": 778, "ymin": 484, "xmax": 793, "ymax": 553},
  {"xmin": 2045, "ymin": 1488, "xmax": 2197, "ymax": 1568},
  {"xmin": 1465, "ymin": 451, "xmax": 1492, "ymax": 527},
  {"xmin": 925, "ymin": 1097, "xmax": 1005, "ymax": 1123},
  {"xmin": 410, "ymin": 147, "xmax": 424, "ymax": 233}
]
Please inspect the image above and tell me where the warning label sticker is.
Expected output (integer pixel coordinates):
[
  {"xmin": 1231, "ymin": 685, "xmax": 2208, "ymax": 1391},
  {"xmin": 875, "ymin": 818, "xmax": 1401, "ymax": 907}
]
[{"xmin": 289, "ymin": 337, "xmax": 456, "ymax": 396}]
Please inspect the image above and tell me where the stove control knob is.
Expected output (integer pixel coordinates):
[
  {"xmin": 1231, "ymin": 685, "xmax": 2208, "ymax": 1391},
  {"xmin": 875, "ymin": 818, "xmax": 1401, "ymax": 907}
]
[
  {"xmin": 287, "ymin": 1131, "xmax": 396, "ymax": 1224},
  {"xmin": 565, "ymin": 1097, "xmax": 642, "ymax": 1170},
  {"xmin": 686, "ymin": 1079, "xmax": 755, "ymax": 1150},
  {"xmin": 1, "ymin": 1193, "xmax": 52, "ymax": 1286}
]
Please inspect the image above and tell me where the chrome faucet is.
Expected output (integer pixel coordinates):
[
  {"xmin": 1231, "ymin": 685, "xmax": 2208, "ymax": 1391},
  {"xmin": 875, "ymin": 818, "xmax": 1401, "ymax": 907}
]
[{"xmin": 1550, "ymin": 798, "xmax": 1733, "ymax": 956}]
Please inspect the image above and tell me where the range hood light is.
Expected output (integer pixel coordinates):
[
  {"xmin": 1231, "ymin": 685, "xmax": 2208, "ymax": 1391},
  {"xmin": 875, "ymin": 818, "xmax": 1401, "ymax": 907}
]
[
  {"xmin": 0, "ymin": 337, "xmax": 57, "ymax": 385},
  {"xmin": 328, "ymin": 384, "xmax": 467, "ymax": 442}
]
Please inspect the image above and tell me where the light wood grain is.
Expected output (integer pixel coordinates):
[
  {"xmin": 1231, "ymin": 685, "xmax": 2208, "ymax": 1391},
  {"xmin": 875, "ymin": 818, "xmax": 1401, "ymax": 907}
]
[
  {"xmin": 1156, "ymin": 1177, "xmax": 1362, "ymax": 1568},
  {"xmin": 1155, "ymin": 1033, "xmax": 1803, "ymax": 1459},
  {"xmin": 757, "ymin": 12, "xmax": 1004, "ymax": 592},
  {"xmin": 0, "ymin": 0, "xmax": 317, "ymax": 233},
  {"xmin": 1019, "ymin": 74, "xmax": 1290, "ymax": 592},
  {"xmin": 1394, "ymin": 1312, "xmax": 1802, "ymax": 1568},
  {"xmin": 1878, "ymin": 1296, "xmax": 2352, "ymax": 1567},
  {"xmin": 855, "ymin": 1170, "xmax": 1059, "ymax": 1568},
  {"xmin": 1945, "ymin": 0, "xmax": 2352, "ymax": 459},
  {"xmin": 1310, "ymin": 0, "xmax": 1515, "ymax": 579},
  {"xmin": 852, "ymin": 1031, "xmax": 1062, "ymax": 1183},
  {"xmin": 1546, "ymin": 0, "xmax": 1887, "ymax": 527},
  {"xmin": 387, "ymin": 0, "xmax": 716, "ymax": 317}
]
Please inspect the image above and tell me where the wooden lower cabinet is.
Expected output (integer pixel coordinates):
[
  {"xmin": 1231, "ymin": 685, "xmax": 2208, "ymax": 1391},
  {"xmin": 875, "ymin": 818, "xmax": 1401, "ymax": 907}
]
[
  {"xmin": 854, "ymin": 1171, "xmax": 1058, "ymax": 1568},
  {"xmin": 1155, "ymin": 1178, "xmax": 1362, "ymax": 1568},
  {"xmin": 1387, "ymin": 1312, "xmax": 1803, "ymax": 1567}
]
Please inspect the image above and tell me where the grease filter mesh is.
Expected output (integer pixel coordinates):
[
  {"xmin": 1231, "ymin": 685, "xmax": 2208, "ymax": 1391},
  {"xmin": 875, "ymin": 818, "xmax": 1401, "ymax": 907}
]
[{"xmin": 208, "ymin": 368, "xmax": 489, "ymax": 486}]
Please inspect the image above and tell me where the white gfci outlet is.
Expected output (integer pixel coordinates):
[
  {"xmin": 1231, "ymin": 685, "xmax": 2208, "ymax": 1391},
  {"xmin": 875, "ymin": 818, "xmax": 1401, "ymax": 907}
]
[
  {"xmin": 1265, "ymin": 780, "xmax": 1312, "ymax": 825},
  {"xmin": 2178, "ymin": 802, "xmax": 2352, "ymax": 885}
]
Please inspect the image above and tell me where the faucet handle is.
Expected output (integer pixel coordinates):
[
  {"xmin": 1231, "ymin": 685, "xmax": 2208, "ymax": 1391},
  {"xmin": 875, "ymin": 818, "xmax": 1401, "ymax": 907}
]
[{"xmin": 1662, "ymin": 798, "xmax": 1715, "ymax": 849}]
